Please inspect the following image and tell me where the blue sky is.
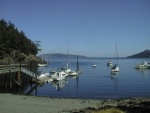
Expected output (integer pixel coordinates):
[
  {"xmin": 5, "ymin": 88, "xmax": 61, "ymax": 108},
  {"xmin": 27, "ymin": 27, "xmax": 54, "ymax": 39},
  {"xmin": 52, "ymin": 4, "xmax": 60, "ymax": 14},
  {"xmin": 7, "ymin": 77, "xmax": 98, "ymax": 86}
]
[{"xmin": 0, "ymin": 0, "xmax": 150, "ymax": 57}]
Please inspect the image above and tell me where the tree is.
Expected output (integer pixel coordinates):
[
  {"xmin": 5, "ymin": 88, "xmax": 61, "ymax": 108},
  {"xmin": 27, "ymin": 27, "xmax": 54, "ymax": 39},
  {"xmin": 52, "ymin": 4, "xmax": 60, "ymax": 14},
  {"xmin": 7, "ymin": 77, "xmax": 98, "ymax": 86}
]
[{"xmin": 0, "ymin": 19, "xmax": 40, "ymax": 63}]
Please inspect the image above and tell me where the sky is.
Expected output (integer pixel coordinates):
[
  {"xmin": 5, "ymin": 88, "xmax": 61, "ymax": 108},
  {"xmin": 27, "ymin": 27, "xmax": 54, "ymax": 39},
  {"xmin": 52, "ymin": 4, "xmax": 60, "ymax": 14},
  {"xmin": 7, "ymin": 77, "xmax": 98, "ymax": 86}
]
[{"xmin": 0, "ymin": 0, "xmax": 150, "ymax": 57}]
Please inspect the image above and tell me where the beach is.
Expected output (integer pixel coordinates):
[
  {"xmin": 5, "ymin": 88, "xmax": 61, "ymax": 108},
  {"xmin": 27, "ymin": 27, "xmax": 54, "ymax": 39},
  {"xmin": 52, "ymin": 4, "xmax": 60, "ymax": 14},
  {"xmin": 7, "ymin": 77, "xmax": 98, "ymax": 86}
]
[
  {"xmin": 0, "ymin": 93, "xmax": 101, "ymax": 113},
  {"xmin": 1, "ymin": 94, "xmax": 150, "ymax": 113}
]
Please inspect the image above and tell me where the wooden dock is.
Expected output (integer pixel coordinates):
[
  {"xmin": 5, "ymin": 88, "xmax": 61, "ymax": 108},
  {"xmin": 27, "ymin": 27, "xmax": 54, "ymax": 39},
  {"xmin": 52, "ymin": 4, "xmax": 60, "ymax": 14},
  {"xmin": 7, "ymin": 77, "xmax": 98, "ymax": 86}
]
[
  {"xmin": 0, "ymin": 66, "xmax": 51, "ymax": 87},
  {"xmin": 0, "ymin": 66, "xmax": 37, "ymax": 78}
]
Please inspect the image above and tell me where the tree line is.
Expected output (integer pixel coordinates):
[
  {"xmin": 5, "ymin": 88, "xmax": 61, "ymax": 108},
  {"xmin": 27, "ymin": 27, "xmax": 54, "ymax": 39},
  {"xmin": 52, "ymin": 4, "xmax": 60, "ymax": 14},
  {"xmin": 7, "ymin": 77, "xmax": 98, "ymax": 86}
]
[{"xmin": 0, "ymin": 19, "xmax": 40, "ymax": 60}]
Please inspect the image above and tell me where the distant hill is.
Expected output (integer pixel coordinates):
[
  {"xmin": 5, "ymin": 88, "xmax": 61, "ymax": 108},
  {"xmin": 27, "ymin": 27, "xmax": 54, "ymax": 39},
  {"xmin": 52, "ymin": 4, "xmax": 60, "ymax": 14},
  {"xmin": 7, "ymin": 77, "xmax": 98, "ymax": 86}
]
[
  {"xmin": 127, "ymin": 49, "xmax": 150, "ymax": 58},
  {"xmin": 39, "ymin": 53, "xmax": 87, "ymax": 59}
]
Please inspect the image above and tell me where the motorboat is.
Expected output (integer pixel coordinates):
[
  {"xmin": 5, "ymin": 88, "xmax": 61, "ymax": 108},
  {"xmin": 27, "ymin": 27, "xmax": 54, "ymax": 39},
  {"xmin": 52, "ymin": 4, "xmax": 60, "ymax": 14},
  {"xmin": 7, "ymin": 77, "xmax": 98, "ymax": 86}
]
[
  {"xmin": 50, "ymin": 71, "xmax": 57, "ymax": 76},
  {"xmin": 135, "ymin": 61, "xmax": 150, "ymax": 69},
  {"xmin": 57, "ymin": 67, "xmax": 71, "ymax": 74},
  {"xmin": 111, "ymin": 64, "xmax": 119, "ymax": 72},
  {"xmin": 68, "ymin": 71, "xmax": 78, "ymax": 76},
  {"xmin": 37, "ymin": 71, "xmax": 49, "ymax": 79},
  {"xmin": 50, "ymin": 71, "xmax": 67, "ymax": 81},
  {"xmin": 107, "ymin": 61, "xmax": 112, "ymax": 66}
]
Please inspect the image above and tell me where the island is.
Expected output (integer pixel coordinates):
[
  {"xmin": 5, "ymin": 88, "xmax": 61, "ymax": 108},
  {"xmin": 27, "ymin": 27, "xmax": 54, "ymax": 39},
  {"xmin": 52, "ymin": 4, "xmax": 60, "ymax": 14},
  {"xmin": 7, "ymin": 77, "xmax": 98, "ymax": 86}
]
[{"xmin": 127, "ymin": 49, "xmax": 150, "ymax": 58}]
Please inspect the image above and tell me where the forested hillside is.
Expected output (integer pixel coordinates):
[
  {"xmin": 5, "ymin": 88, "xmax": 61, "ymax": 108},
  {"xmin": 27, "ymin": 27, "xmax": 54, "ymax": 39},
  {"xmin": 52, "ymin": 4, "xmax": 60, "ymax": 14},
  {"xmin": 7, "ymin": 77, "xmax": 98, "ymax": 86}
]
[
  {"xmin": 0, "ymin": 19, "xmax": 41, "ymax": 64},
  {"xmin": 127, "ymin": 49, "xmax": 150, "ymax": 58}
]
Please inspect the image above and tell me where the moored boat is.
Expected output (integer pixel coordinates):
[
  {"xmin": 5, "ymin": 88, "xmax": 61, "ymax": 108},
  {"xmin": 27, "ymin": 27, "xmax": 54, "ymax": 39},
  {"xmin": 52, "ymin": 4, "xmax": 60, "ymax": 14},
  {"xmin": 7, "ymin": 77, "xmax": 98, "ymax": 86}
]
[
  {"xmin": 57, "ymin": 67, "xmax": 71, "ymax": 75},
  {"xmin": 93, "ymin": 64, "xmax": 96, "ymax": 67},
  {"xmin": 68, "ymin": 71, "xmax": 78, "ymax": 76},
  {"xmin": 37, "ymin": 54, "xmax": 48, "ymax": 67},
  {"xmin": 50, "ymin": 71, "xmax": 67, "ymax": 81},
  {"xmin": 111, "ymin": 43, "xmax": 119, "ymax": 73},
  {"xmin": 107, "ymin": 61, "xmax": 112, "ymax": 66},
  {"xmin": 135, "ymin": 61, "xmax": 150, "ymax": 69},
  {"xmin": 37, "ymin": 71, "xmax": 49, "ymax": 79},
  {"xmin": 37, "ymin": 63, "xmax": 48, "ymax": 67},
  {"xmin": 111, "ymin": 64, "xmax": 119, "ymax": 72}
]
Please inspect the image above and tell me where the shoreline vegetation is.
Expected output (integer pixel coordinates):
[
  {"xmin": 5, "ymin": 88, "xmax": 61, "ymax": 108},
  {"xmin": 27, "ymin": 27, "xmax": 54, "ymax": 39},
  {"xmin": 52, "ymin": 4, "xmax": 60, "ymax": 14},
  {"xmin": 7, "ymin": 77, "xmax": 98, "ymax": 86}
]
[
  {"xmin": 0, "ymin": 19, "xmax": 42, "ymax": 65},
  {"xmin": 0, "ymin": 93, "xmax": 150, "ymax": 113}
]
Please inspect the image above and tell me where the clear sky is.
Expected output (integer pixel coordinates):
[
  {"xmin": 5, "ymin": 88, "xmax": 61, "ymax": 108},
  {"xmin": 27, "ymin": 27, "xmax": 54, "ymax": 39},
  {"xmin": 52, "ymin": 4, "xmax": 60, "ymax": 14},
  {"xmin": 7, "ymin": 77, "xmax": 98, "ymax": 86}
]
[{"xmin": 0, "ymin": 0, "xmax": 150, "ymax": 57}]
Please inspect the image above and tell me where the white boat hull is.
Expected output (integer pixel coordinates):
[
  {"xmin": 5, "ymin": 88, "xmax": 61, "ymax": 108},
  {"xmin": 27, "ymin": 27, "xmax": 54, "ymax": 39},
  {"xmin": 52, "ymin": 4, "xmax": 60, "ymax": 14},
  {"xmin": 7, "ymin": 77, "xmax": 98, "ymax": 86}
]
[
  {"xmin": 50, "ymin": 71, "xmax": 67, "ymax": 81},
  {"xmin": 135, "ymin": 61, "xmax": 150, "ymax": 69},
  {"xmin": 111, "ymin": 66, "xmax": 119, "ymax": 72},
  {"xmin": 37, "ymin": 71, "xmax": 49, "ymax": 79},
  {"xmin": 68, "ymin": 71, "xmax": 78, "ymax": 76},
  {"xmin": 107, "ymin": 61, "xmax": 112, "ymax": 66},
  {"xmin": 37, "ymin": 63, "xmax": 48, "ymax": 67}
]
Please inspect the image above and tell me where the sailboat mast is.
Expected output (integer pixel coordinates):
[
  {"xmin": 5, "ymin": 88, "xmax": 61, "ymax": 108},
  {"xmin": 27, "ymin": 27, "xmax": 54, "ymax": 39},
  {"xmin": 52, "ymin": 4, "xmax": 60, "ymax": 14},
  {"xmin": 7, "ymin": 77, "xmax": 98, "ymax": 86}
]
[
  {"xmin": 116, "ymin": 43, "xmax": 118, "ymax": 65},
  {"xmin": 66, "ymin": 42, "xmax": 70, "ymax": 67},
  {"xmin": 77, "ymin": 56, "xmax": 79, "ymax": 71},
  {"xmin": 67, "ymin": 42, "xmax": 68, "ymax": 62}
]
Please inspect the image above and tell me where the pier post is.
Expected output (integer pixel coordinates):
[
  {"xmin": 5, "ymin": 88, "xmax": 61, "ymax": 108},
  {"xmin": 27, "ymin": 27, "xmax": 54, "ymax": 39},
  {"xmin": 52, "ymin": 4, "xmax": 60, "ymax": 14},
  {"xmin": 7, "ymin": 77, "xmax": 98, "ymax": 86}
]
[
  {"xmin": 18, "ymin": 62, "xmax": 22, "ymax": 86},
  {"xmin": 35, "ymin": 72, "xmax": 38, "ymax": 96},
  {"xmin": 30, "ymin": 77, "xmax": 33, "ymax": 88},
  {"xmin": 9, "ymin": 69, "xmax": 12, "ymax": 89},
  {"xmin": 4, "ymin": 73, "xmax": 7, "ymax": 88},
  {"xmin": 15, "ymin": 71, "xmax": 19, "ymax": 85},
  {"xmin": 18, "ymin": 71, "xmax": 22, "ymax": 86}
]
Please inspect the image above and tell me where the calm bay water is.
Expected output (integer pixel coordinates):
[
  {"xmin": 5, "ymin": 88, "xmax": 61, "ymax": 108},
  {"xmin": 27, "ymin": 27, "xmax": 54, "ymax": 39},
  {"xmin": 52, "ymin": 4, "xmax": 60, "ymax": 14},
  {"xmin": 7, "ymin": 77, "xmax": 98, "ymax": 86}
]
[{"xmin": 24, "ymin": 58, "xmax": 150, "ymax": 99}]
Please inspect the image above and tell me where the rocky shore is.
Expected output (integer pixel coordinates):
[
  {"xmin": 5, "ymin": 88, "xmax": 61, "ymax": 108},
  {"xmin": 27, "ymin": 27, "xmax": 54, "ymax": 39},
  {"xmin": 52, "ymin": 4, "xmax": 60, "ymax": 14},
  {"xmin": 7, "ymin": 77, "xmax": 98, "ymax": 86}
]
[
  {"xmin": 83, "ymin": 97, "xmax": 150, "ymax": 113},
  {"xmin": 0, "ymin": 94, "xmax": 150, "ymax": 113}
]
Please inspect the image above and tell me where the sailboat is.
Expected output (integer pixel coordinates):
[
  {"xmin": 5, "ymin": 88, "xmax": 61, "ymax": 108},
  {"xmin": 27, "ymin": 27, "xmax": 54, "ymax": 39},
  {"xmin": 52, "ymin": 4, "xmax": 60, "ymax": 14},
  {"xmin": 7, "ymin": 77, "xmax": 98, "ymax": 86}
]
[
  {"xmin": 37, "ymin": 54, "xmax": 48, "ymax": 67},
  {"xmin": 111, "ymin": 43, "xmax": 119, "ymax": 72},
  {"xmin": 65, "ymin": 43, "xmax": 79, "ymax": 76}
]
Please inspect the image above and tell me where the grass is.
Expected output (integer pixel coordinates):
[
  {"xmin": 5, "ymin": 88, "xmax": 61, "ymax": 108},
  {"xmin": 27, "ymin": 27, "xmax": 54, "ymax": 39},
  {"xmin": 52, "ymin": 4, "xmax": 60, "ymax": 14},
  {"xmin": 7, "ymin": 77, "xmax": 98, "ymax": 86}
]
[{"xmin": 92, "ymin": 107, "xmax": 126, "ymax": 113}]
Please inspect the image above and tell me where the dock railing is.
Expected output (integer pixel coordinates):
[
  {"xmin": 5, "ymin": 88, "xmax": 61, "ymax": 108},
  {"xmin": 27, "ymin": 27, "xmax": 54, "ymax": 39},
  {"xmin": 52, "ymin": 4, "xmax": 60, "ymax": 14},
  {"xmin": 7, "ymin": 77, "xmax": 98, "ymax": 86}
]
[{"xmin": 0, "ymin": 67, "xmax": 37, "ymax": 78}]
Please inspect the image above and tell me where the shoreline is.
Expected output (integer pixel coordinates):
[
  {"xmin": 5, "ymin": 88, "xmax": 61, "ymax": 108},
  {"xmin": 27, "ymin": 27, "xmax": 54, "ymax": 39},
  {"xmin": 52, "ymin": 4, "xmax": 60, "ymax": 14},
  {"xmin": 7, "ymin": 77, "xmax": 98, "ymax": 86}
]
[{"xmin": 0, "ymin": 93, "xmax": 150, "ymax": 113}]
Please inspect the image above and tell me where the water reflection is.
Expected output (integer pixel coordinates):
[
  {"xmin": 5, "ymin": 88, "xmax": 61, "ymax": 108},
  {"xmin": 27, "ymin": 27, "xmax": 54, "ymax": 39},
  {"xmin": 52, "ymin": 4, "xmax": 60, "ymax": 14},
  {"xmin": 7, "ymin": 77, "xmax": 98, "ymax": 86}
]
[
  {"xmin": 110, "ymin": 72, "xmax": 118, "ymax": 79},
  {"xmin": 69, "ymin": 74, "xmax": 79, "ymax": 91},
  {"xmin": 2, "ymin": 58, "xmax": 150, "ymax": 99},
  {"xmin": 135, "ymin": 68, "xmax": 150, "ymax": 75},
  {"xmin": 50, "ymin": 78, "xmax": 68, "ymax": 90},
  {"xmin": 69, "ymin": 74, "xmax": 79, "ymax": 79}
]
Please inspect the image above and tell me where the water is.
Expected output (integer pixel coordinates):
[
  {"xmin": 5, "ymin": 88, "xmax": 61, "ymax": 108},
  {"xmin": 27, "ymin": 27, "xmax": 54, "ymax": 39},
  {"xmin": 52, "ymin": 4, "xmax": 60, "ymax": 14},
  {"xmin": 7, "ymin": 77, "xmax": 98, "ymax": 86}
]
[{"xmin": 23, "ymin": 58, "xmax": 150, "ymax": 99}]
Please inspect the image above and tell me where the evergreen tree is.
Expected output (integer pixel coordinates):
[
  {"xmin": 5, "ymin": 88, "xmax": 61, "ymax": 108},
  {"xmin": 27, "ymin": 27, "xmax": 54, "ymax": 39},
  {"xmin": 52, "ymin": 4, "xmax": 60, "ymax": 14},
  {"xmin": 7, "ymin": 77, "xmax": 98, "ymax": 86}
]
[{"xmin": 0, "ymin": 19, "xmax": 39, "ymax": 61}]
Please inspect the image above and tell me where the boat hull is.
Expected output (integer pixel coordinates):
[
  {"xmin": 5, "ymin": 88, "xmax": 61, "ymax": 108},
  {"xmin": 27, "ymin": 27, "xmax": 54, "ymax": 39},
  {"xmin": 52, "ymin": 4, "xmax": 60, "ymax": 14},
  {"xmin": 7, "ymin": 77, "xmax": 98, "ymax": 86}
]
[{"xmin": 37, "ymin": 63, "xmax": 48, "ymax": 67}]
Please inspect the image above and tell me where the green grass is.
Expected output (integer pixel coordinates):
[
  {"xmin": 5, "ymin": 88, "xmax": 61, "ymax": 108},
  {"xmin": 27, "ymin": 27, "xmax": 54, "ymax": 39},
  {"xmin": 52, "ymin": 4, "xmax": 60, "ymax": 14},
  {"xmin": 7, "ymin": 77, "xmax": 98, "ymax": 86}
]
[{"xmin": 92, "ymin": 107, "xmax": 126, "ymax": 113}]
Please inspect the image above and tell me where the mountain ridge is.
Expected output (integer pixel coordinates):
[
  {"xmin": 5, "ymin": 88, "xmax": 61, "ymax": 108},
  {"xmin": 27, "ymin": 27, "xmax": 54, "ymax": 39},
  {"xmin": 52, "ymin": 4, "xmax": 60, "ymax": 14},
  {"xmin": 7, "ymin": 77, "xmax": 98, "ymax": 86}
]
[{"xmin": 127, "ymin": 49, "xmax": 150, "ymax": 58}]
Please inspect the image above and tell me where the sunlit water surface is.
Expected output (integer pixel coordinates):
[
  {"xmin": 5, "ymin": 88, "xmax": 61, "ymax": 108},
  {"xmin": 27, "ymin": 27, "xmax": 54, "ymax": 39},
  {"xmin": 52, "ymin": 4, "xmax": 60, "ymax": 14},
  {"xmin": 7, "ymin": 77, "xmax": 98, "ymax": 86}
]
[{"xmin": 23, "ymin": 58, "xmax": 150, "ymax": 99}]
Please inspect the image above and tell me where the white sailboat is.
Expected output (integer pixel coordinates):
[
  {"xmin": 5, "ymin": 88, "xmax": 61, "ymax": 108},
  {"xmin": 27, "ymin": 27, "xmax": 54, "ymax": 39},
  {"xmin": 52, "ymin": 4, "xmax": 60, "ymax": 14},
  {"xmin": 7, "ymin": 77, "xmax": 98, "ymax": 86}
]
[
  {"xmin": 37, "ymin": 54, "xmax": 48, "ymax": 67},
  {"xmin": 111, "ymin": 43, "xmax": 119, "ymax": 72},
  {"xmin": 65, "ymin": 43, "xmax": 79, "ymax": 76}
]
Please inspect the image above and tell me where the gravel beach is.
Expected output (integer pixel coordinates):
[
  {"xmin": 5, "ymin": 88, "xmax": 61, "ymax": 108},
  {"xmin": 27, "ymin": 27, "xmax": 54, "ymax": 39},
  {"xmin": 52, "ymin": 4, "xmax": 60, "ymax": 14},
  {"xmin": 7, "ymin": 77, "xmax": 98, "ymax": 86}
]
[
  {"xmin": 1, "ymin": 93, "xmax": 150, "ymax": 113},
  {"xmin": 0, "ymin": 93, "xmax": 101, "ymax": 113}
]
